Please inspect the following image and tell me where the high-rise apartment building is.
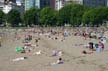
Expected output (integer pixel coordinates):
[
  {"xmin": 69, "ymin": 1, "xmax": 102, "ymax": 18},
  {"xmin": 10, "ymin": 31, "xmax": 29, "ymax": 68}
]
[
  {"xmin": 4, "ymin": 0, "xmax": 16, "ymax": 4},
  {"xmin": 25, "ymin": 0, "xmax": 50, "ymax": 10},
  {"xmin": 65, "ymin": 0, "xmax": 83, "ymax": 5},
  {"xmin": 50, "ymin": 0, "xmax": 55, "ymax": 9},
  {"xmin": 83, "ymin": 0, "xmax": 108, "ymax": 7},
  {"xmin": 72, "ymin": 0, "xmax": 83, "ymax": 4},
  {"xmin": 40, "ymin": 0, "xmax": 50, "ymax": 8},
  {"xmin": 25, "ymin": 0, "xmax": 34, "ymax": 10},
  {"xmin": 0, "ymin": 0, "xmax": 4, "ymax": 10},
  {"xmin": 35, "ymin": 0, "xmax": 40, "ymax": 8},
  {"xmin": 55, "ymin": 0, "xmax": 65, "ymax": 10}
]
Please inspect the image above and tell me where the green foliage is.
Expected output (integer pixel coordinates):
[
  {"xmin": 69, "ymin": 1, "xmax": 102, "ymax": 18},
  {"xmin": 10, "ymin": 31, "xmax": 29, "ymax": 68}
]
[
  {"xmin": 82, "ymin": 7, "xmax": 108, "ymax": 26},
  {"xmin": 23, "ymin": 8, "xmax": 40, "ymax": 26},
  {"xmin": 57, "ymin": 4, "xmax": 72, "ymax": 26},
  {"xmin": 7, "ymin": 9, "xmax": 21, "ymax": 27},
  {"xmin": 70, "ymin": 4, "xmax": 86, "ymax": 26},
  {"xmin": 57, "ymin": 4, "xmax": 88, "ymax": 26},
  {"xmin": 39, "ymin": 7, "xmax": 57, "ymax": 27},
  {"xmin": 0, "ymin": 10, "xmax": 5, "ymax": 25},
  {"xmin": 3, "ymin": 4, "xmax": 108, "ymax": 27}
]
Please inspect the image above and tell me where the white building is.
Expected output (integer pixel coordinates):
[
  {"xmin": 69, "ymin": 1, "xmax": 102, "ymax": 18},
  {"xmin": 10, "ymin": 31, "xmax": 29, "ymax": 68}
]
[
  {"xmin": 2, "ymin": 1, "xmax": 24, "ymax": 14},
  {"xmin": 0, "ymin": 0, "xmax": 5, "ymax": 10},
  {"xmin": 72, "ymin": 0, "xmax": 83, "ymax": 4},
  {"xmin": 55, "ymin": 0, "xmax": 65, "ymax": 10},
  {"xmin": 3, "ymin": 4, "xmax": 12, "ymax": 14},
  {"xmin": 65, "ymin": 0, "xmax": 83, "ymax": 5},
  {"xmin": 0, "ymin": 1, "xmax": 13, "ymax": 13}
]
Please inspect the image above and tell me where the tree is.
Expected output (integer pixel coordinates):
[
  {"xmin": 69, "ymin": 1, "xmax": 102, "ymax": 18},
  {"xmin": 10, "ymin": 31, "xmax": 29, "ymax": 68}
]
[
  {"xmin": 57, "ymin": 4, "xmax": 72, "ymax": 26},
  {"xmin": 39, "ymin": 7, "xmax": 57, "ymax": 27},
  {"xmin": 70, "ymin": 4, "xmax": 86, "ymax": 26},
  {"xmin": 7, "ymin": 9, "xmax": 21, "ymax": 27},
  {"xmin": 82, "ymin": 7, "xmax": 108, "ymax": 26},
  {"xmin": 102, "ymin": 7, "xmax": 108, "ymax": 21},
  {"xmin": 0, "ymin": 10, "xmax": 5, "ymax": 25},
  {"xmin": 82, "ymin": 9, "xmax": 93, "ymax": 26},
  {"xmin": 23, "ymin": 8, "xmax": 40, "ymax": 27}
]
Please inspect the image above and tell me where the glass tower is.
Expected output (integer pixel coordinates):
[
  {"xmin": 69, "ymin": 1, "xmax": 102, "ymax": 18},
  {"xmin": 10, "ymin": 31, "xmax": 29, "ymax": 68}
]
[
  {"xmin": 25, "ymin": 0, "xmax": 34, "ymax": 10},
  {"xmin": 35, "ymin": 0, "xmax": 40, "ymax": 8},
  {"xmin": 25, "ymin": 0, "xmax": 51, "ymax": 10}
]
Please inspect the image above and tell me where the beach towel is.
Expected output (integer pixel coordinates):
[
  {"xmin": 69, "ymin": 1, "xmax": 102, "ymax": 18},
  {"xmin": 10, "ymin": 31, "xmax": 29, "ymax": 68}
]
[
  {"xmin": 15, "ymin": 47, "xmax": 24, "ymax": 52},
  {"xmin": 51, "ymin": 61, "xmax": 64, "ymax": 66}
]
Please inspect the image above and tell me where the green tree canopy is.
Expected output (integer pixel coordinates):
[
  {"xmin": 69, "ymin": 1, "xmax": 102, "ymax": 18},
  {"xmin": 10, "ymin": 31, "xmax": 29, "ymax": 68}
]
[
  {"xmin": 57, "ymin": 4, "xmax": 72, "ymax": 26},
  {"xmin": 0, "ymin": 10, "xmax": 5, "ymax": 25},
  {"xmin": 23, "ymin": 8, "xmax": 40, "ymax": 26},
  {"xmin": 39, "ymin": 7, "xmax": 57, "ymax": 27},
  {"xmin": 70, "ymin": 4, "xmax": 86, "ymax": 26},
  {"xmin": 82, "ymin": 7, "xmax": 108, "ymax": 26},
  {"xmin": 7, "ymin": 9, "xmax": 21, "ymax": 27}
]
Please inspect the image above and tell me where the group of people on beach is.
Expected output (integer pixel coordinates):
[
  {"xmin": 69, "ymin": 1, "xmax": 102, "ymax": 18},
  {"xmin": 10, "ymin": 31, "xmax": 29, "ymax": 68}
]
[
  {"xmin": 73, "ymin": 28, "xmax": 106, "ymax": 40},
  {"xmin": 82, "ymin": 38, "xmax": 106, "ymax": 54},
  {"xmin": 0, "ymin": 27, "xmax": 107, "ymax": 66},
  {"xmin": 12, "ymin": 28, "xmax": 65, "ymax": 65}
]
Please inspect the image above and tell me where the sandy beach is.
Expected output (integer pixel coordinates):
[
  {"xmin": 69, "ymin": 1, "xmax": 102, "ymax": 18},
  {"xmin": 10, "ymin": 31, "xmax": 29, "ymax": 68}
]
[{"xmin": 0, "ymin": 28, "xmax": 108, "ymax": 71}]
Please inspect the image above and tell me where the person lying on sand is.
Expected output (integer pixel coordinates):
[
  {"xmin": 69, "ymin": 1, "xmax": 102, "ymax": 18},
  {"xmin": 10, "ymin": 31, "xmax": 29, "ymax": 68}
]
[
  {"xmin": 32, "ymin": 50, "xmax": 42, "ymax": 55},
  {"xmin": 51, "ymin": 58, "xmax": 64, "ymax": 65},
  {"xmin": 12, "ymin": 57, "xmax": 27, "ymax": 62},
  {"xmin": 82, "ymin": 50, "xmax": 93, "ymax": 54},
  {"xmin": 51, "ymin": 50, "xmax": 62, "ymax": 57}
]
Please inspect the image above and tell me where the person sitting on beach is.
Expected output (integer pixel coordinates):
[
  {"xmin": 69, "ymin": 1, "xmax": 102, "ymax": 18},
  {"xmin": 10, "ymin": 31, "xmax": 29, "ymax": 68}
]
[
  {"xmin": 63, "ymin": 30, "xmax": 68, "ymax": 37},
  {"xmin": 35, "ymin": 39, "xmax": 38, "ymax": 43},
  {"xmin": 99, "ymin": 41, "xmax": 104, "ymax": 51},
  {"xmin": 100, "ymin": 37, "xmax": 106, "ymax": 44},
  {"xmin": 96, "ymin": 44, "xmax": 102, "ymax": 53},
  {"xmin": 88, "ymin": 42, "xmax": 94, "ymax": 50},
  {"xmin": 28, "ymin": 35, "xmax": 32, "ymax": 41},
  {"xmin": 24, "ymin": 42, "xmax": 31, "ymax": 47}
]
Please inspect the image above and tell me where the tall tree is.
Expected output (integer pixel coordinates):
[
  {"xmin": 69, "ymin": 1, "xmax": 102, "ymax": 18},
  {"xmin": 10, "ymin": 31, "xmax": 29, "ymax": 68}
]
[
  {"xmin": 70, "ymin": 4, "xmax": 86, "ymax": 26},
  {"xmin": 39, "ymin": 7, "xmax": 57, "ymax": 27},
  {"xmin": 0, "ymin": 10, "xmax": 5, "ymax": 25},
  {"xmin": 7, "ymin": 9, "xmax": 21, "ymax": 27},
  {"xmin": 82, "ymin": 7, "xmax": 108, "ymax": 26},
  {"xmin": 57, "ymin": 4, "xmax": 72, "ymax": 26},
  {"xmin": 23, "ymin": 8, "xmax": 40, "ymax": 27}
]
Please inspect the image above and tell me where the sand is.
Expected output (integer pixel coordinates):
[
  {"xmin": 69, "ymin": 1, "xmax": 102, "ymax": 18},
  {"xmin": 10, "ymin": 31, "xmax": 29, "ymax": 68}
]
[{"xmin": 0, "ymin": 28, "xmax": 108, "ymax": 71}]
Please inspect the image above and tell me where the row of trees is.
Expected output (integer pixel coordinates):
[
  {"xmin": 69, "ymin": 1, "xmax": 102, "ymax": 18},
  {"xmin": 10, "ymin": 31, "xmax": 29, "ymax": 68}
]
[{"xmin": 0, "ymin": 4, "xmax": 108, "ymax": 27}]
